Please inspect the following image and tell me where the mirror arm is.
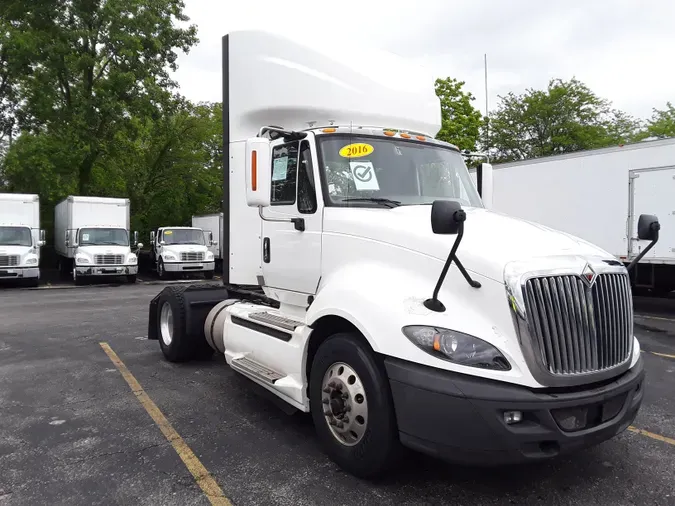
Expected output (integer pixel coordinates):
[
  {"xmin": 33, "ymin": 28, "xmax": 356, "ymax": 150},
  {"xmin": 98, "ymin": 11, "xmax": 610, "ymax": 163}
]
[
  {"xmin": 258, "ymin": 207, "xmax": 305, "ymax": 232},
  {"xmin": 626, "ymin": 232, "xmax": 659, "ymax": 273},
  {"xmin": 453, "ymin": 257, "xmax": 482, "ymax": 289}
]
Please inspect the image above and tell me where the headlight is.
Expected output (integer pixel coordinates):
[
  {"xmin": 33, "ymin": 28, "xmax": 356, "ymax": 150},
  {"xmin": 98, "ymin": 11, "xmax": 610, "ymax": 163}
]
[
  {"xmin": 128, "ymin": 254, "xmax": 137, "ymax": 264},
  {"xmin": 25, "ymin": 257, "xmax": 38, "ymax": 265},
  {"xmin": 205, "ymin": 251, "xmax": 214, "ymax": 260},
  {"xmin": 163, "ymin": 253, "xmax": 176, "ymax": 261},
  {"xmin": 75, "ymin": 256, "xmax": 90, "ymax": 264},
  {"xmin": 402, "ymin": 325, "xmax": 511, "ymax": 371}
]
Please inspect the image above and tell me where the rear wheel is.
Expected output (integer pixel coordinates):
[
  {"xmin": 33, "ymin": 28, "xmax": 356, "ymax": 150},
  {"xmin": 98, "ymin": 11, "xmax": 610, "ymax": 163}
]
[{"xmin": 309, "ymin": 332, "xmax": 401, "ymax": 479}]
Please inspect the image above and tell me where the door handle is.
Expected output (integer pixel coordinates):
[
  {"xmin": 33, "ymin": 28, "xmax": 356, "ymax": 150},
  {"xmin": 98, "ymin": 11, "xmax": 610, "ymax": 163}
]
[{"xmin": 263, "ymin": 237, "xmax": 270, "ymax": 263}]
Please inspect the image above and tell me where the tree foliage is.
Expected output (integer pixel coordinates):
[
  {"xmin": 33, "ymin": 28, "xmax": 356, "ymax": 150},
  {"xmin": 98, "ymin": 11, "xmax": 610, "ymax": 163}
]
[
  {"xmin": 486, "ymin": 78, "xmax": 642, "ymax": 162},
  {"xmin": 644, "ymin": 102, "xmax": 675, "ymax": 139},
  {"xmin": 434, "ymin": 77, "xmax": 483, "ymax": 151}
]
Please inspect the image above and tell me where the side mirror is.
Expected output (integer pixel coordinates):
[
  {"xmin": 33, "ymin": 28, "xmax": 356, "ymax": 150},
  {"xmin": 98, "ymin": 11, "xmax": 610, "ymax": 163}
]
[
  {"xmin": 637, "ymin": 214, "xmax": 660, "ymax": 241},
  {"xmin": 476, "ymin": 162, "xmax": 493, "ymax": 209},
  {"xmin": 137, "ymin": 242, "xmax": 144, "ymax": 250},
  {"xmin": 430, "ymin": 200, "xmax": 466, "ymax": 235},
  {"xmin": 38, "ymin": 229, "xmax": 46, "ymax": 247},
  {"xmin": 133, "ymin": 230, "xmax": 138, "ymax": 246},
  {"xmin": 208, "ymin": 231, "xmax": 214, "ymax": 246},
  {"xmin": 150, "ymin": 231, "xmax": 156, "ymax": 243},
  {"xmin": 245, "ymin": 137, "xmax": 272, "ymax": 208},
  {"xmin": 159, "ymin": 240, "xmax": 166, "ymax": 246},
  {"xmin": 65, "ymin": 230, "xmax": 70, "ymax": 247}
]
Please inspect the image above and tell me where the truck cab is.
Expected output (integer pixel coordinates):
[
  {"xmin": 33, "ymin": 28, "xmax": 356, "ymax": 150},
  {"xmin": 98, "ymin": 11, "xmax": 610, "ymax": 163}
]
[
  {"xmin": 0, "ymin": 193, "xmax": 45, "ymax": 287},
  {"xmin": 149, "ymin": 227, "xmax": 216, "ymax": 280},
  {"xmin": 146, "ymin": 30, "xmax": 660, "ymax": 479}
]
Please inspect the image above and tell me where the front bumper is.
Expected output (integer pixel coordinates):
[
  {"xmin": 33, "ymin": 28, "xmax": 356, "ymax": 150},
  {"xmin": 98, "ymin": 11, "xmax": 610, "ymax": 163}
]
[
  {"xmin": 75, "ymin": 264, "xmax": 138, "ymax": 276},
  {"xmin": 385, "ymin": 356, "xmax": 645, "ymax": 465},
  {"xmin": 164, "ymin": 261, "xmax": 215, "ymax": 272},
  {"xmin": 0, "ymin": 267, "xmax": 39, "ymax": 279}
]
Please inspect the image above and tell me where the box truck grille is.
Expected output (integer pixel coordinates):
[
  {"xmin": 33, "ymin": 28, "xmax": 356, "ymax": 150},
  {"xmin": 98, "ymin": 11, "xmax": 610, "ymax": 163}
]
[
  {"xmin": 94, "ymin": 254, "xmax": 124, "ymax": 265},
  {"xmin": 0, "ymin": 255, "xmax": 19, "ymax": 267},
  {"xmin": 523, "ymin": 273, "xmax": 633, "ymax": 375},
  {"xmin": 180, "ymin": 252, "xmax": 204, "ymax": 262}
]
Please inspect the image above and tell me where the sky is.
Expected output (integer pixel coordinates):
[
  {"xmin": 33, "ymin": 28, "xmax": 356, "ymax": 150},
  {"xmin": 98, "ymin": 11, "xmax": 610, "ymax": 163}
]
[{"xmin": 172, "ymin": 0, "xmax": 675, "ymax": 121}]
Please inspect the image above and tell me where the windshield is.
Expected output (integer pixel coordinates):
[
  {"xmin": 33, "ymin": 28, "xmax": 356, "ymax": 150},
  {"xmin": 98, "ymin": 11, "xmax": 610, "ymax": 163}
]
[
  {"xmin": 317, "ymin": 135, "xmax": 482, "ymax": 208},
  {"xmin": 79, "ymin": 228, "xmax": 129, "ymax": 246},
  {"xmin": 161, "ymin": 229, "xmax": 205, "ymax": 245},
  {"xmin": 0, "ymin": 226, "xmax": 32, "ymax": 246}
]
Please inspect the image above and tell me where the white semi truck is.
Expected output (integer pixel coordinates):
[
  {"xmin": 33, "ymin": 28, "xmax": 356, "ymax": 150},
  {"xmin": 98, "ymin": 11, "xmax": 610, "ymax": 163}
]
[
  {"xmin": 192, "ymin": 213, "xmax": 223, "ymax": 263},
  {"xmin": 490, "ymin": 138, "xmax": 675, "ymax": 295},
  {"xmin": 54, "ymin": 196, "xmax": 141, "ymax": 285},
  {"xmin": 146, "ymin": 30, "xmax": 658, "ymax": 478},
  {"xmin": 0, "ymin": 193, "xmax": 45, "ymax": 287},
  {"xmin": 148, "ymin": 226, "xmax": 216, "ymax": 279}
]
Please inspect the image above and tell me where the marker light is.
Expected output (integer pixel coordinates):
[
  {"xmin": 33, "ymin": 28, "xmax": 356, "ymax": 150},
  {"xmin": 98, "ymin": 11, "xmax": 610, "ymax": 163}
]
[
  {"xmin": 402, "ymin": 326, "xmax": 511, "ymax": 371},
  {"xmin": 383, "ymin": 130, "xmax": 396, "ymax": 136},
  {"xmin": 251, "ymin": 150, "xmax": 257, "ymax": 191},
  {"xmin": 322, "ymin": 128, "xmax": 336, "ymax": 133},
  {"xmin": 400, "ymin": 132, "xmax": 411, "ymax": 139},
  {"xmin": 416, "ymin": 135, "xmax": 426, "ymax": 141}
]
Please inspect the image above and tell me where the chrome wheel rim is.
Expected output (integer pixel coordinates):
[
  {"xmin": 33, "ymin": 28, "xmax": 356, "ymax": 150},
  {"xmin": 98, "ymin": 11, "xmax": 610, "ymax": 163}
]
[
  {"xmin": 321, "ymin": 362, "xmax": 368, "ymax": 446},
  {"xmin": 159, "ymin": 302, "xmax": 173, "ymax": 346}
]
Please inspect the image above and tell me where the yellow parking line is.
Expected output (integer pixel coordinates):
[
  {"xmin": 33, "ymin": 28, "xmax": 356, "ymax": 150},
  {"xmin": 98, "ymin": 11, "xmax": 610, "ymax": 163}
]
[
  {"xmin": 651, "ymin": 351, "xmax": 675, "ymax": 359},
  {"xmin": 100, "ymin": 342, "xmax": 232, "ymax": 506},
  {"xmin": 628, "ymin": 426, "xmax": 675, "ymax": 446}
]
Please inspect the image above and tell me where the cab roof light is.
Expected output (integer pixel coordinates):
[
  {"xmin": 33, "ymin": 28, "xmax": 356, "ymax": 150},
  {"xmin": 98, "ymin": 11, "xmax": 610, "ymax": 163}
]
[
  {"xmin": 383, "ymin": 130, "xmax": 396, "ymax": 136},
  {"xmin": 322, "ymin": 128, "xmax": 336, "ymax": 133},
  {"xmin": 400, "ymin": 132, "xmax": 411, "ymax": 139}
]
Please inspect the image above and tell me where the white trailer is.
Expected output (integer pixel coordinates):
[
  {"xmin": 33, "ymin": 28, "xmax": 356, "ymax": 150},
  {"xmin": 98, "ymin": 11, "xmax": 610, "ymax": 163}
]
[
  {"xmin": 491, "ymin": 138, "xmax": 675, "ymax": 295},
  {"xmin": 54, "ymin": 196, "xmax": 141, "ymax": 284},
  {"xmin": 0, "ymin": 193, "xmax": 45, "ymax": 286},
  {"xmin": 191, "ymin": 213, "xmax": 223, "ymax": 260},
  {"xmin": 145, "ymin": 30, "xmax": 658, "ymax": 478}
]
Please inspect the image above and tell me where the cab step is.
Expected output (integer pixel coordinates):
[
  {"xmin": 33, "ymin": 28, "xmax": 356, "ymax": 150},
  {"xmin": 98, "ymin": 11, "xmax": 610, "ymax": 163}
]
[
  {"xmin": 248, "ymin": 311, "xmax": 303, "ymax": 331},
  {"xmin": 231, "ymin": 356, "xmax": 284, "ymax": 385}
]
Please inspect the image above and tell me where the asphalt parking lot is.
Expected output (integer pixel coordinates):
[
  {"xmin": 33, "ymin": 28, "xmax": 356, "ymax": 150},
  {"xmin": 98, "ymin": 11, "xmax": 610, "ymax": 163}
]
[{"xmin": 1, "ymin": 284, "xmax": 674, "ymax": 506}]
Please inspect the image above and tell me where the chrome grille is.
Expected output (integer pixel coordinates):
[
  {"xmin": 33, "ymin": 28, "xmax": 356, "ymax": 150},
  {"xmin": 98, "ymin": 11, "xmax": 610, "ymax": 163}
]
[
  {"xmin": 523, "ymin": 273, "xmax": 632, "ymax": 375},
  {"xmin": 0, "ymin": 255, "xmax": 19, "ymax": 267},
  {"xmin": 94, "ymin": 254, "xmax": 124, "ymax": 265},
  {"xmin": 181, "ymin": 252, "xmax": 204, "ymax": 262}
]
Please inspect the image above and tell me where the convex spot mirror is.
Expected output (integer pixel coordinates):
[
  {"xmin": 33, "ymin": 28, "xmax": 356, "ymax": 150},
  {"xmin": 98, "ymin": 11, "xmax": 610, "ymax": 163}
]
[
  {"xmin": 637, "ymin": 214, "xmax": 660, "ymax": 241},
  {"xmin": 430, "ymin": 200, "xmax": 466, "ymax": 235}
]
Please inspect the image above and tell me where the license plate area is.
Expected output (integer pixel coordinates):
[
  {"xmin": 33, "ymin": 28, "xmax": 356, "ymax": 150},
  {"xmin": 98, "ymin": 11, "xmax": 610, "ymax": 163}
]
[{"xmin": 552, "ymin": 393, "xmax": 628, "ymax": 432}]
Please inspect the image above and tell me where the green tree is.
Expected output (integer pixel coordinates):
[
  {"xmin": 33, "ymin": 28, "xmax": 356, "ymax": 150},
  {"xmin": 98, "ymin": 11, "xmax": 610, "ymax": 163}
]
[
  {"xmin": 434, "ymin": 77, "xmax": 483, "ymax": 151},
  {"xmin": 644, "ymin": 102, "xmax": 675, "ymax": 139},
  {"xmin": 485, "ymin": 77, "xmax": 641, "ymax": 162},
  {"xmin": 6, "ymin": 0, "xmax": 198, "ymax": 193}
]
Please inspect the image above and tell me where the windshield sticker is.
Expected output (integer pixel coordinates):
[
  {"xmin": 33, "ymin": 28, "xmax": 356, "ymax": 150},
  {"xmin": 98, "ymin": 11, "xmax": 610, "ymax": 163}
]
[
  {"xmin": 164, "ymin": 230, "xmax": 173, "ymax": 235},
  {"xmin": 272, "ymin": 156, "xmax": 288, "ymax": 181},
  {"xmin": 82, "ymin": 233, "xmax": 89, "ymax": 241},
  {"xmin": 339, "ymin": 143, "xmax": 374, "ymax": 158},
  {"xmin": 349, "ymin": 161, "xmax": 380, "ymax": 191}
]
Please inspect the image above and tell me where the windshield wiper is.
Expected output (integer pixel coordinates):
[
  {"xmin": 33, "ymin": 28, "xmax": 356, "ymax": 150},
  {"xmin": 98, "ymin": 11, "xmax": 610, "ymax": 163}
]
[{"xmin": 340, "ymin": 197, "xmax": 402, "ymax": 208}]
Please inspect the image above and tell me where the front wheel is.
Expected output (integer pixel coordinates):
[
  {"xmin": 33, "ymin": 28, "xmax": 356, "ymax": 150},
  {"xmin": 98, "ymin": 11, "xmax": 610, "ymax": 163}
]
[
  {"xmin": 204, "ymin": 270, "xmax": 214, "ymax": 280},
  {"xmin": 157, "ymin": 258, "xmax": 167, "ymax": 280},
  {"xmin": 127, "ymin": 275, "xmax": 137, "ymax": 284},
  {"xmin": 309, "ymin": 332, "xmax": 401, "ymax": 479}
]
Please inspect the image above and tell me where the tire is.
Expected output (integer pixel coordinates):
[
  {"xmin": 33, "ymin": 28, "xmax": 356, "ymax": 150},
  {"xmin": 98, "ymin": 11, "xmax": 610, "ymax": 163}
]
[
  {"xmin": 157, "ymin": 258, "xmax": 167, "ymax": 280},
  {"xmin": 24, "ymin": 278, "xmax": 39, "ymax": 288},
  {"xmin": 309, "ymin": 332, "xmax": 401, "ymax": 479},
  {"xmin": 73, "ymin": 268, "xmax": 83, "ymax": 286},
  {"xmin": 127, "ymin": 275, "xmax": 137, "ymax": 284},
  {"xmin": 204, "ymin": 270, "xmax": 214, "ymax": 280},
  {"xmin": 157, "ymin": 286, "xmax": 194, "ymax": 362}
]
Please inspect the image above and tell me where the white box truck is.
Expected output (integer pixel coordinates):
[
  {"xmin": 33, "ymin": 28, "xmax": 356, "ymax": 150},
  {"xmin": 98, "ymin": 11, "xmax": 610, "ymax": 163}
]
[
  {"xmin": 54, "ymin": 196, "xmax": 142, "ymax": 285},
  {"xmin": 145, "ymin": 31, "xmax": 659, "ymax": 478},
  {"xmin": 490, "ymin": 138, "xmax": 675, "ymax": 295},
  {"xmin": 191, "ymin": 213, "xmax": 223, "ymax": 261},
  {"xmin": 148, "ymin": 226, "xmax": 216, "ymax": 280},
  {"xmin": 0, "ymin": 193, "xmax": 45, "ymax": 287}
]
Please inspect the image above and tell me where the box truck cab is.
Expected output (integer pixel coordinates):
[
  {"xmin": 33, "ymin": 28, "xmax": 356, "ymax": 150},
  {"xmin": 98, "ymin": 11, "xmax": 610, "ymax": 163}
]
[
  {"xmin": 146, "ymin": 31, "xmax": 659, "ymax": 479},
  {"xmin": 0, "ymin": 193, "xmax": 45, "ymax": 287},
  {"xmin": 149, "ymin": 226, "xmax": 216, "ymax": 280},
  {"xmin": 54, "ymin": 196, "xmax": 141, "ymax": 285}
]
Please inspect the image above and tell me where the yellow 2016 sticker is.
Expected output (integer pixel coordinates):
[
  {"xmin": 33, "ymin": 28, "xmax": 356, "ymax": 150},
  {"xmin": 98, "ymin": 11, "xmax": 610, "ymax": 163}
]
[
  {"xmin": 339, "ymin": 143, "xmax": 374, "ymax": 158},
  {"xmin": 164, "ymin": 230, "xmax": 173, "ymax": 235}
]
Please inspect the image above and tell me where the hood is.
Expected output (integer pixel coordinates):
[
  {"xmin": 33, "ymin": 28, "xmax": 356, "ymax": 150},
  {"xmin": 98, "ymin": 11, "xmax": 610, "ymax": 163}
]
[
  {"xmin": 323, "ymin": 206, "xmax": 613, "ymax": 283},
  {"xmin": 76, "ymin": 245, "xmax": 131, "ymax": 255},
  {"xmin": 162, "ymin": 244, "xmax": 208, "ymax": 253},
  {"xmin": 0, "ymin": 244, "xmax": 37, "ymax": 265}
]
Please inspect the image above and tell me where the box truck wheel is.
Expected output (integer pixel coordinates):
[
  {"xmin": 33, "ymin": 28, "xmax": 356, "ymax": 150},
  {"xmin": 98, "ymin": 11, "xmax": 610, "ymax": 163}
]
[
  {"xmin": 127, "ymin": 275, "xmax": 137, "ymax": 284},
  {"xmin": 309, "ymin": 332, "xmax": 401, "ymax": 478},
  {"xmin": 157, "ymin": 258, "xmax": 168, "ymax": 280},
  {"xmin": 204, "ymin": 270, "xmax": 214, "ymax": 280}
]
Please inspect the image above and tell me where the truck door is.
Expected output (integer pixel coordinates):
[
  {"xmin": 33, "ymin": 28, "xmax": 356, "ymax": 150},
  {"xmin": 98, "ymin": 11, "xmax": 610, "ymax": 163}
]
[
  {"xmin": 629, "ymin": 166, "xmax": 675, "ymax": 261},
  {"xmin": 261, "ymin": 136, "xmax": 322, "ymax": 294}
]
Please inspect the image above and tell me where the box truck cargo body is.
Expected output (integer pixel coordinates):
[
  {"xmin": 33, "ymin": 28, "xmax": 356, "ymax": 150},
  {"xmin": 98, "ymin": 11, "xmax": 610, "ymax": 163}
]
[
  {"xmin": 144, "ymin": 30, "xmax": 660, "ymax": 478},
  {"xmin": 192, "ymin": 213, "xmax": 223, "ymax": 260},
  {"xmin": 490, "ymin": 138, "xmax": 675, "ymax": 294},
  {"xmin": 0, "ymin": 193, "xmax": 45, "ymax": 286},
  {"xmin": 54, "ymin": 196, "xmax": 141, "ymax": 284}
]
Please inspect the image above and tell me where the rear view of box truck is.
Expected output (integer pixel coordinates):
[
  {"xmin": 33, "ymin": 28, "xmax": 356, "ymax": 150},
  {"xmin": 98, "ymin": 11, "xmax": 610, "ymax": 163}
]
[
  {"xmin": 0, "ymin": 193, "xmax": 46, "ymax": 287},
  {"xmin": 491, "ymin": 138, "xmax": 675, "ymax": 295},
  {"xmin": 54, "ymin": 196, "xmax": 141, "ymax": 285}
]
